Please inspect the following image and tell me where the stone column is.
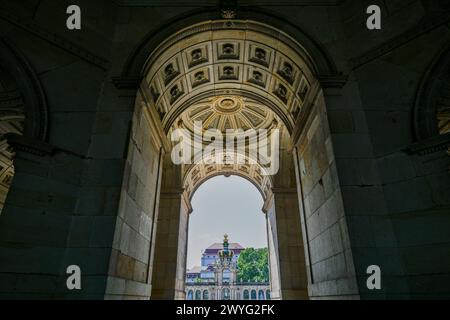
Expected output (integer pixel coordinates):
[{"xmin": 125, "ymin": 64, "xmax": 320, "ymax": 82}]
[
  {"xmin": 264, "ymin": 198, "xmax": 281, "ymax": 300},
  {"xmin": 266, "ymin": 140, "xmax": 309, "ymax": 300},
  {"xmin": 105, "ymin": 91, "xmax": 169, "ymax": 300},
  {"xmin": 0, "ymin": 141, "xmax": 83, "ymax": 299},
  {"xmin": 316, "ymin": 80, "xmax": 404, "ymax": 299},
  {"xmin": 0, "ymin": 134, "xmax": 123, "ymax": 299},
  {"xmin": 266, "ymin": 189, "xmax": 309, "ymax": 300},
  {"xmin": 150, "ymin": 154, "xmax": 191, "ymax": 300}
]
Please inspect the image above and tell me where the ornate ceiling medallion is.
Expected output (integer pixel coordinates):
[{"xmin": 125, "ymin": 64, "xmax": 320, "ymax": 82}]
[{"xmin": 212, "ymin": 96, "xmax": 243, "ymax": 115}]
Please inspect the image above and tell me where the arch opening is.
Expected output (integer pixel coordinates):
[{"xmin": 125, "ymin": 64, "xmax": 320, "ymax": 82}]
[
  {"xmin": 133, "ymin": 19, "xmax": 316, "ymax": 301},
  {"xmin": 113, "ymin": 14, "xmax": 354, "ymax": 302},
  {"xmin": 185, "ymin": 175, "xmax": 272, "ymax": 301}
]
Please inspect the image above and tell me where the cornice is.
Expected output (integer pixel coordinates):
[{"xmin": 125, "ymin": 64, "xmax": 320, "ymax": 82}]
[
  {"xmin": 5, "ymin": 133, "xmax": 54, "ymax": 157},
  {"xmin": 112, "ymin": 0, "xmax": 342, "ymax": 7},
  {"xmin": 405, "ymin": 133, "xmax": 450, "ymax": 156}
]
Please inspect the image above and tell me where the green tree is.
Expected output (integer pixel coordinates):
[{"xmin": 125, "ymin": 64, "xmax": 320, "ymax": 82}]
[{"xmin": 236, "ymin": 248, "xmax": 269, "ymax": 283}]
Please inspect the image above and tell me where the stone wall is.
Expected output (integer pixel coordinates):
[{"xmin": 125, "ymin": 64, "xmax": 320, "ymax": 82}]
[
  {"xmin": 0, "ymin": 0, "xmax": 120, "ymax": 298},
  {"xmin": 338, "ymin": 0, "xmax": 450, "ymax": 299}
]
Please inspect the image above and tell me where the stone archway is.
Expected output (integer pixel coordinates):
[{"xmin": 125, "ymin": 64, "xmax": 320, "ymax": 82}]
[
  {"xmin": 108, "ymin": 18, "xmax": 358, "ymax": 301},
  {"xmin": 143, "ymin": 20, "xmax": 314, "ymax": 300},
  {"xmin": 0, "ymin": 39, "xmax": 49, "ymax": 214},
  {"xmin": 182, "ymin": 161, "xmax": 279, "ymax": 300}
]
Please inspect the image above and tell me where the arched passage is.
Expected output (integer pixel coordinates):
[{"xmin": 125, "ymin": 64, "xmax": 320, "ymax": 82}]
[
  {"xmin": 110, "ymin": 17, "xmax": 357, "ymax": 301},
  {"xmin": 143, "ymin": 19, "xmax": 314, "ymax": 300}
]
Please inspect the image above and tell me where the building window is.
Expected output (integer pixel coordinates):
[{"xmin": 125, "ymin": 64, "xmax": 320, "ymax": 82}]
[
  {"xmin": 266, "ymin": 290, "xmax": 271, "ymax": 300},
  {"xmin": 251, "ymin": 290, "xmax": 257, "ymax": 300},
  {"xmin": 258, "ymin": 290, "xmax": 265, "ymax": 300},
  {"xmin": 203, "ymin": 290, "xmax": 209, "ymax": 300},
  {"xmin": 187, "ymin": 290, "xmax": 193, "ymax": 300},
  {"xmin": 195, "ymin": 290, "xmax": 202, "ymax": 300},
  {"xmin": 243, "ymin": 290, "xmax": 249, "ymax": 300},
  {"xmin": 222, "ymin": 288, "xmax": 230, "ymax": 300}
]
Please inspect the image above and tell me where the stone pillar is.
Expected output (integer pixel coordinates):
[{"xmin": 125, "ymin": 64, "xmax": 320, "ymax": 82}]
[
  {"xmin": 266, "ymin": 189, "xmax": 309, "ymax": 300},
  {"xmin": 264, "ymin": 199, "xmax": 281, "ymax": 300},
  {"xmin": 105, "ymin": 91, "xmax": 169, "ymax": 300},
  {"xmin": 150, "ymin": 154, "xmax": 191, "ymax": 300},
  {"xmin": 0, "ymin": 134, "xmax": 123, "ymax": 299},
  {"xmin": 265, "ymin": 140, "xmax": 309, "ymax": 300},
  {"xmin": 0, "ymin": 145, "xmax": 84, "ymax": 299},
  {"xmin": 318, "ymin": 80, "xmax": 405, "ymax": 299},
  {"xmin": 292, "ymin": 85, "xmax": 360, "ymax": 299}
]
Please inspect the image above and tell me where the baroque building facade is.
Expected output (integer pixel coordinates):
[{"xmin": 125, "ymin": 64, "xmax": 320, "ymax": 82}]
[
  {"xmin": 185, "ymin": 235, "xmax": 270, "ymax": 300},
  {"xmin": 0, "ymin": 0, "xmax": 448, "ymax": 300}
]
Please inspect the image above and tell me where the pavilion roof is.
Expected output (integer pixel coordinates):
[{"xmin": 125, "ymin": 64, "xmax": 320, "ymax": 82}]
[{"xmin": 203, "ymin": 242, "xmax": 244, "ymax": 253}]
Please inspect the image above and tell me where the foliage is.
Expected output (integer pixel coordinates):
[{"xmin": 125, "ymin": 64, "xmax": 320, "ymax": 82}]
[{"xmin": 236, "ymin": 248, "xmax": 269, "ymax": 283}]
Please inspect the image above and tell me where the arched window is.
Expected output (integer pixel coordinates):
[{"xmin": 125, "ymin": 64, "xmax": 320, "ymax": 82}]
[
  {"xmin": 203, "ymin": 290, "xmax": 209, "ymax": 300},
  {"xmin": 187, "ymin": 290, "xmax": 193, "ymax": 300},
  {"xmin": 243, "ymin": 290, "xmax": 249, "ymax": 300},
  {"xmin": 251, "ymin": 289, "xmax": 257, "ymax": 300},
  {"xmin": 222, "ymin": 288, "xmax": 230, "ymax": 300},
  {"xmin": 266, "ymin": 290, "xmax": 271, "ymax": 300},
  {"xmin": 195, "ymin": 290, "xmax": 202, "ymax": 300},
  {"xmin": 258, "ymin": 290, "xmax": 265, "ymax": 300}
]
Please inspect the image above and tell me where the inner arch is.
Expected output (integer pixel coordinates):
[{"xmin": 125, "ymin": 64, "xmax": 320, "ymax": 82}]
[
  {"xmin": 186, "ymin": 174, "xmax": 269, "ymax": 296},
  {"xmin": 183, "ymin": 151, "xmax": 273, "ymax": 201}
]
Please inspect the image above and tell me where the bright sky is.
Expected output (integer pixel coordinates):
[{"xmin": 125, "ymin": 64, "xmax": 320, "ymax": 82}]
[{"xmin": 186, "ymin": 175, "xmax": 268, "ymax": 269}]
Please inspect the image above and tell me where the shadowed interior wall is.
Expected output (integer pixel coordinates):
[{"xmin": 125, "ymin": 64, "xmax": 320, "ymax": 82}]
[{"xmin": 106, "ymin": 92, "xmax": 163, "ymax": 299}]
